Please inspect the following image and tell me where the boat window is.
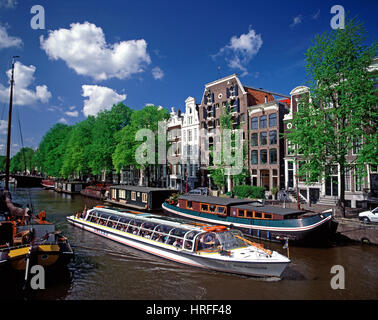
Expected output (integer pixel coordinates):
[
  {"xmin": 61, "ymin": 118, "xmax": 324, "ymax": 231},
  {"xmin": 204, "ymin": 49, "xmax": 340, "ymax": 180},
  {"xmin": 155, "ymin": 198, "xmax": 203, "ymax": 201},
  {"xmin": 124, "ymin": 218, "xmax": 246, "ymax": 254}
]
[
  {"xmin": 237, "ymin": 209, "xmax": 245, "ymax": 217},
  {"xmin": 264, "ymin": 213, "xmax": 272, "ymax": 219},
  {"xmin": 99, "ymin": 213, "xmax": 110, "ymax": 220},
  {"xmin": 131, "ymin": 192, "xmax": 136, "ymax": 201},
  {"xmin": 254, "ymin": 212, "xmax": 262, "ymax": 219},
  {"xmin": 215, "ymin": 231, "xmax": 248, "ymax": 250},
  {"xmin": 196, "ymin": 232, "xmax": 222, "ymax": 252},
  {"xmin": 201, "ymin": 204, "xmax": 209, "ymax": 212},
  {"xmin": 246, "ymin": 211, "xmax": 253, "ymax": 218},
  {"xmin": 186, "ymin": 201, "xmax": 193, "ymax": 209},
  {"xmin": 119, "ymin": 190, "xmax": 126, "ymax": 199},
  {"xmin": 142, "ymin": 193, "xmax": 148, "ymax": 203},
  {"xmin": 183, "ymin": 230, "xmax": 200, "ymax": 251},
  {"xmin": 139, "ymin": 222, "xmax": 157, "ymax": 238},
  {"xmin": 209, "ymin": 205, "xmax": 216, "ymax": 213},
  {"xmin": 127, "ymin": 219, "xmax": 141, "ymax": 234},
  {"xmin": 166, "ymin": 228, "xmax": 187, "ymax": 247},
  {"xmin": 216, "ymin": 206, "xmax": 226, "ymax": 214},
  {"xmin": 153, "ymin": 225, "xmax": 174, "ymax": 243}
]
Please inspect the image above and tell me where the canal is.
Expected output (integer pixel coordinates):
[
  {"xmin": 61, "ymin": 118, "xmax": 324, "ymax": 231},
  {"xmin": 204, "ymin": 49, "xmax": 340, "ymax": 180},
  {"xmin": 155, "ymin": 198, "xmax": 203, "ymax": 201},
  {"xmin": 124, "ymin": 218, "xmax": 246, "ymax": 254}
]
[{"xmin": 2, "ymin": 187, "xmax": 378, "ymax": 300}]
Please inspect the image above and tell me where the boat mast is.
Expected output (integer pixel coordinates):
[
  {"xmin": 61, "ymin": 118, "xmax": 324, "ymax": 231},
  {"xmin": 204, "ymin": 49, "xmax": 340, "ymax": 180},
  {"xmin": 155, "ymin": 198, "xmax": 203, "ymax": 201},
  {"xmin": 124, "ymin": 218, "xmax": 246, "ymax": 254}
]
[{"xmin": 5, "ymin": 56, "xmax": 19, "ymax": 191}]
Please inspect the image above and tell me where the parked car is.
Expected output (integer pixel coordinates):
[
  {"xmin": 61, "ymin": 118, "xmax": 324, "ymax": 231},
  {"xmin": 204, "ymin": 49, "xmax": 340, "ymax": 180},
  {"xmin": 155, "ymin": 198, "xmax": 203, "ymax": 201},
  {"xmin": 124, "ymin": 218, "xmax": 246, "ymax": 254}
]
[
  {"xmin": 188, "ymin": 187, "xmax": 209, "ymax": 196},
  {"xmin": 359, "ymin": 207, "xmax": 378, "ymax": 223}
]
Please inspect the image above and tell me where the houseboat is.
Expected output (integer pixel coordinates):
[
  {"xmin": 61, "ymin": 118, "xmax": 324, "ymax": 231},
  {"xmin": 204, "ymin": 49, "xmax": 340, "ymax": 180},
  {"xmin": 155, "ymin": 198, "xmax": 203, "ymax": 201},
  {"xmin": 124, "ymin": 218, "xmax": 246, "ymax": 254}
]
[
  {"xmin": 106, "ymin": 185, "xmax": 177, "ymax": 211},
  {"xmin": 162, "ymin": 195, "xmax": 337, "ymax": 245},
  {"xmin": 67, "ymin": 206, "xmax": 290, "ymax": 278},
  {"xmin": 80, "ymin": 184, "xmax": 110, "ymax": 200},
  {"xmin": 55, "ymin": 181, "xmax": 88, "ymax": 194}
]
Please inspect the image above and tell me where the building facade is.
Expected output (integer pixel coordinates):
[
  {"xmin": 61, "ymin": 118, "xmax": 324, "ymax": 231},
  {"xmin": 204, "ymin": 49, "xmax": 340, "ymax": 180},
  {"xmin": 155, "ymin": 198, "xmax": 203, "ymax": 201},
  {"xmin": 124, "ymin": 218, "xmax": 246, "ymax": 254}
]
[
  {"xmin": 248, "ymin": 100, "xmax": 290, "ymax": 192},
  {"xmin": 283, "ymin": 84, "xmax": 377, "ymax": 209},
  {"xmin": 166, "ymin": 107, "xmax": 183, "ymax": 190},
  {"xmin": 181, "ymin": 96, "xmax": 201, "ymax": 191},
  {"xmin": 198, "ymin": 74, "xmax": 289, "ymax": 192}
]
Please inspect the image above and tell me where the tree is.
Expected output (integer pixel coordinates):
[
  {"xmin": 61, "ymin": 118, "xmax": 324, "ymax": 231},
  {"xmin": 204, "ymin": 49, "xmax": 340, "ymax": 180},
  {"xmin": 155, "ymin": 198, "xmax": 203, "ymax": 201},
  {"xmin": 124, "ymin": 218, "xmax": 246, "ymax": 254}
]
[
  {"xmin": 60, "ymin": 117, "xmax": 95, "ymax": 178},
  {"xmin": 209, "ymin": 102, "xmax": 248, "ymax": 192},
  {"xmin": 35, "ymin": 123, "xmax": 73, "ymax": 177},
  {"xmin": 112, "ymin": 105, "xmax": 170, "ymax": 186},
  {"xmin": 89, "ymin": 103, "xmax": 133, "ymax": 175},
  {"xmin": 10, "ymin": 147, "xmax": 36, "ymax": 173},
  {"xmin": 286, "ymin": 17, "xmax": 378, "ymax": 216}
]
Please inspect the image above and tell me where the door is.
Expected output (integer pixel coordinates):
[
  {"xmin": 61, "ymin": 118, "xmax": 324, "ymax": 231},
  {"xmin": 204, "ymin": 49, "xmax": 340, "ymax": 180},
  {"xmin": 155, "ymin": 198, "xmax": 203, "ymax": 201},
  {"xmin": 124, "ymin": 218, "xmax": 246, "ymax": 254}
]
[
  {"xmin": 260, "ymin": 170, "xmax": 270, "ymax": 191},
  {"xmin": 326, "ymin": 176, "xmax": 338, "ymax": 196}
]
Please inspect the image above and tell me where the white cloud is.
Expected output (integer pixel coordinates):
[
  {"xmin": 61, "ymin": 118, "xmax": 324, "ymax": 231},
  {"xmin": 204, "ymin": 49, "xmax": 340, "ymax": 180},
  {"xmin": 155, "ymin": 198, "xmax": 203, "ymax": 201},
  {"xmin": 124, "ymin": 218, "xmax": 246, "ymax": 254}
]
[
  {"xmin": 0, "ymin": 119, "xmax": 7, "ymax": 134},
  {"xmin": 58, "ymin": 117, "xmax": 68, "ymax": 124},
  {"xmin": 36, "ymin": 85, "xmax": 52, "ymax": 103},
  {"xmin": 0, "ymin": 25, "xmax": 22, "ymax": 49},
  {"xmin": 290, "ymin": 15, "xmax": 303, "ymax": 27},
  {"xmin": 40, "ymin": 22, "xmax": 151, "ymax": 81},
  {"xmin": 152, "ymin": 66, "xmax": 164, "ymax": 80},
  {"xmin": 0, "ymin": 0, "xmax": 17, "ymax": 8},
  {"xmin": 0, "ymin": 61, "xmax": 52, "ymax": 105},
  {"xmin": 65, "ymin": 110, "xmax": 79, "ymax": 117},
  {"xmin": 82, "ymin": 85, "xmax": 126, "ymax": 117},
  {"xmin": 213, "ymin": 27, "xmax": 262, "ymax": 76}
]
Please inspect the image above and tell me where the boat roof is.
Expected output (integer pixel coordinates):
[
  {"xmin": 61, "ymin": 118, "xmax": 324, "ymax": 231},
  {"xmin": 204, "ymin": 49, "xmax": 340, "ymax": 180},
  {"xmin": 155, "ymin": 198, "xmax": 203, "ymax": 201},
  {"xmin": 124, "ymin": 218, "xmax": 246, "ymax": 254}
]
[
  {"xmin": 88, "ymin": 206, "xmax": 207, "ymax": 231},
  {"xmin": 110, "ymin": 185, "xmax": 176, "ymax": 192},
  {"xmin": 233, "ymin": 203, "xmax": 303, "ymax": 215},
  {"xmin": 179, "ymin": 195, "xmax": 253, "ymax": 206}
]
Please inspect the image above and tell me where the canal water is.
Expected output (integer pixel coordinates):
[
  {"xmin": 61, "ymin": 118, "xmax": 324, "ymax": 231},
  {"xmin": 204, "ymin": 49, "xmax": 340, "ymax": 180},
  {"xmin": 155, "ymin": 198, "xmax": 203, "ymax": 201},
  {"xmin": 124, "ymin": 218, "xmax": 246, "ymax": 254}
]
[{"xmin": 2, "ymin": 187, "xmax": 378, "ymax": 300}]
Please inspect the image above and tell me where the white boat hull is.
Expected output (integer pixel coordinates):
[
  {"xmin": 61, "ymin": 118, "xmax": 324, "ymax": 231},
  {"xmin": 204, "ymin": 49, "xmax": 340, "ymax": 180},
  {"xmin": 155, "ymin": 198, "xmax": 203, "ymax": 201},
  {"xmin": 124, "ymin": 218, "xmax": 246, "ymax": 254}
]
[{"xmin": 67, "ymin": 216, "xmax": 289, "ymax": 278}]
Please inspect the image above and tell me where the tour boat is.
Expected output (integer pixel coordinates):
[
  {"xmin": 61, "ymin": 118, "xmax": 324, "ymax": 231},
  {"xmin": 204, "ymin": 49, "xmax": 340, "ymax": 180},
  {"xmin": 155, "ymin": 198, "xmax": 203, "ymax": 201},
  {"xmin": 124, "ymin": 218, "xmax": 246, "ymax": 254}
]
[
  {"xmin": 162, "ymin": 195, "xmax": 338, "ymax": 245},
  {"xmin": 67, "ymin": 206, "xmax": 290, "ymax": 278}
]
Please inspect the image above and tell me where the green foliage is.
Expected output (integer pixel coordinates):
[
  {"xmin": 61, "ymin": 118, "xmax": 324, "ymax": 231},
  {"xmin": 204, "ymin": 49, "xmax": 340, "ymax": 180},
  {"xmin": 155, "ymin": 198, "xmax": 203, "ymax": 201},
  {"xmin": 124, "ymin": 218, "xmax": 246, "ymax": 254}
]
[
  {"xmin": 286, "ymin": 17, "xmax": 378, "ymax": 213},
  {"xmin": 60, "ymin": 116, "xmax": 95, "ymax": 178},
  {"xmin": 233, "ymin": 185, "xmax": 265, "ymax": 199},
  {"xmin": 34, "ymin": 123, "xmax": 72, "ymax": 177},
  {"xmin": 10, "ymin": 147, "xmax": 36, "ymax": 173},
  {"xmin": 0, "ymin": 156, "xmax": 5, "ymax": 172},
  {"xmin": 89, "ymin": 103, "xmax": 133, "ymax": 175},
  {"xmin": 112, "ymin": 105, "xmax": 170, "ymax": 173}
]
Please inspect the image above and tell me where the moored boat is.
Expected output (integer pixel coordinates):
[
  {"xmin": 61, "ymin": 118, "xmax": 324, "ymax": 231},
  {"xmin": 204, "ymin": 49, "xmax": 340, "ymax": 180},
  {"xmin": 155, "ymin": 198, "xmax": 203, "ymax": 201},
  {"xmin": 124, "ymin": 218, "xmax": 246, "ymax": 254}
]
[
  {"xmin": 162, "ymin": 195, "xmax": 338, "ymax": 245},
  {"xmin": 106, "ymin": 185, "xmax": 177, "ymax": 211},
  {"xmin": 0, "ymin": 192, "xmax": 73, "ymax": 273},
  {"xmin": 80, "ymin": 183, "xmax": 109, "ymax": 200},
  {"xmin": 41, "ymin": 179, "xmax": 55, "ymax": 189},
  {"xmin": 67, "ymin": 206, "xmax": 290, "ymax": 278}
]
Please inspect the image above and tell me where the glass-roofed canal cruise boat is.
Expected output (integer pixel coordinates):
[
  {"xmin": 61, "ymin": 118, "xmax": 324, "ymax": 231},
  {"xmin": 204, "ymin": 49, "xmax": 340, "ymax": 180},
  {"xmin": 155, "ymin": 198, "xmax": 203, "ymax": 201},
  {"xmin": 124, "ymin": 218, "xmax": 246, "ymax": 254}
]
[
  {"xmin": 67, "ymin": 206, "xmax": 290, "ymax": 278},
  {"xmin": 162, "ymin": 195, "xmax": 338, "ymax": 245}
]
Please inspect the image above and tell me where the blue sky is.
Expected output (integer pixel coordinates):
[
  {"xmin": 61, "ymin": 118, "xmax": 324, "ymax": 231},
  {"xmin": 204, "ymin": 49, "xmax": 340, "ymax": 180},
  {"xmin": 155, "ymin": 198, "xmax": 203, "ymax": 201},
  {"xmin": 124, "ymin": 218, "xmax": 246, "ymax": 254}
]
[{"xmin": 0, "ymin": 0, "xmax": 377, "ymax": 156}]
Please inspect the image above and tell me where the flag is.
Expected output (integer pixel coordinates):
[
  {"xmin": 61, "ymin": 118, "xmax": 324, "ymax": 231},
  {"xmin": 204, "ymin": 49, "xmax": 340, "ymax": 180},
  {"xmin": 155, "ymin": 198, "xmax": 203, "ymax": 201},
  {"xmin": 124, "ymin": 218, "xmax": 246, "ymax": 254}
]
[{"xmin": 283, "ymin": 239, "xmax": 289, "ymax": 249}]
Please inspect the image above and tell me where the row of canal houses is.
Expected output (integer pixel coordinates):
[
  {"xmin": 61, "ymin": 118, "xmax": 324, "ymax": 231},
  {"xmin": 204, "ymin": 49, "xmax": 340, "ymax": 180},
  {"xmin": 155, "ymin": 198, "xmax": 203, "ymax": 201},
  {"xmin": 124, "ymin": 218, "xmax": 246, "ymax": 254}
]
[{"xmin": 116, "ymin": 62, "xmax": 378, "ymax": 209}]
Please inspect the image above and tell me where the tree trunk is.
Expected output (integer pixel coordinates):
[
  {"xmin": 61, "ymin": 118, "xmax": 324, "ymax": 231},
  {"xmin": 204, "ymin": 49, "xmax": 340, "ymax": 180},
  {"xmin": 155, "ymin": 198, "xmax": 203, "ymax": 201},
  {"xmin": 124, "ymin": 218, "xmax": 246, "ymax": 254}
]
[{"xmin": 339, "ymin": 160, "xmax": 346, "ymax": 217}]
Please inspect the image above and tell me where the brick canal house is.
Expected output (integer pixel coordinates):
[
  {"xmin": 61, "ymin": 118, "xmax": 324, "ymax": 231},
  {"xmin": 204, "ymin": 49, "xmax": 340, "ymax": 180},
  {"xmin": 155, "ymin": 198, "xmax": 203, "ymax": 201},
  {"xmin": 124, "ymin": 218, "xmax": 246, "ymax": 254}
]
[
  {"xmin": 248, "ymin": 98, "xmax": 290, "ymax": 193},
  {"xmin": 283, "ymin": 80, "xmax": 378, "ymax": 209},
  {"xmin": 198, "ymin": 74, "xmax": 289, "ymax": 193}
]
